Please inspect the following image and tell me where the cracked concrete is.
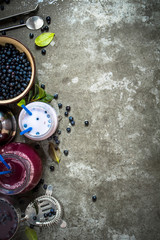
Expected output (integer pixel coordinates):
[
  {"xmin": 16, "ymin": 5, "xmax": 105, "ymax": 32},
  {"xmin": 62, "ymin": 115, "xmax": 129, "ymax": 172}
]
[{"xmin": 0, "ymin": 0, "xmax": 160, "ymax": 239}]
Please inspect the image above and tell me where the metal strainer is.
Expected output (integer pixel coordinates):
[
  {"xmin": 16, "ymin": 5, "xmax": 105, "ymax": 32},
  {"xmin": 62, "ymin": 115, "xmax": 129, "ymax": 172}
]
[{"xmin": 22, "ymin": 185, "xmax": 67, "ymax": 229}]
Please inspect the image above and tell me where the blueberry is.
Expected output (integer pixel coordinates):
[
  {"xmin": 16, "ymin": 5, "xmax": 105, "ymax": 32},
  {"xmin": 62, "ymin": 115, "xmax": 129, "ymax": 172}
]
[
  {"xmin": 55, "ymin": 139, "xmax": 60, "ymax": 145},
  {"xmin": 29, "ymin": 33, "xmax": 34, "ymax": 39},
  {"xmin": 44, "ymin": 25, "xmax": 49, "ymax": 31},
  {"xmin": 41, "ymin": 49, "xmax": 46, "ymax": 55},
  {"xmin": 66, "ymin": 127, "xmax": 71, "ymax": 133},
  {"xmin": 71, "ymin": 120, "xmax": 75, "ymax": 126},
  {"xmin": 50, "ymin": 208, "xmax": 54, "ymax": 213},
  {"xmin": 2, "ymin": 31, "xmax": 6, "ymax": 35},
  {"xmin": 30, "ymin": 224, "xmax": 34, "ymax": 229},
  {"xmin": 50, "ymin": 166, "xmax": 55, "ymax": 171},
  {"xmin": 20, "ymin": 19, "xmax": 24, "ymax": 24},
  {"xmin": 64, "ymin": 111, "xmax": 68, "ymax": 117},
  {"xmin": 84, "ymin": 120, "xmax": 89, "ymax": 126},
  {"xmin": 54, "ymin": 93, "xmax": 58, "ymax": 99},
  {"xmin": 69, "ymin": 116, "xmax": 73, "ymax": 122},
  {"xmin": 41, "ymin": 27, "xmax": 45, "ymax": 32},
  {"xmin": 21, "ymin": 213, "xmax": 25, "ymax": 218},
  {"xmin": 48, "ymin": 212, "xmax": 52, "ymax": 217},
  {"xmin": 58, "ymin": 103, "xmax": 62, "ymax": 109},
  {"xmin": 92, "ymin": 195, "xmax": 97, "ymax": 202},
  {"xmin": 39, "ymin": 179, "xmax": 44, "ymax": 184},
  {"xmin": 0, "ymin": 5, "xmax": 4, "ymax": 10},
  {"xmin": 44, "ymin": 213, "xmax": 48, "ymax": 218},
  {"xmin": 33, "ymin": 216, "xmax": 37, "ymax": 220},
  {"xmin": 41, "ymin": 83, "xmax": 45, "ymax": 89},
  {"xmin": 66, "ymin": 106, "xmax": 71, "ymax": 112},
  {"xmin": 64, "ymin": 150, "xmax": 69, "ymax": 156},
  {"xmin": 46, "ymin": 16, "xmax": 51, "ymax": 22},
  {"xmin": 57, "ymin": 129, "xmax": 61, "ymax": 135},
  {"xmin": 43, "ymin": 184, "xmax": 47, "ymax": 190},
  {"xmin": 5, "ymin": 0, "xmax": 10, "ymax": 3}
]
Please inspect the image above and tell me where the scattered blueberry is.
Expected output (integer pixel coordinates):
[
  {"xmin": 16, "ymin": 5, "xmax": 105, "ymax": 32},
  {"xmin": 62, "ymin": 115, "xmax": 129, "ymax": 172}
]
[
  {"xmin": 33, "ymin": 216, "xmax": 37, "ymax": 220},
  {"xmin": 0, "ymin": 5, "xmax": 4, "ymax": 10},
  {"xmin": 39, "ymin": 178, "xmax": 44, "ymax": 184},
  {"xmin": 71, "ymin": 120, "xmax": 75, "ymax": 126},
  {"xmin": 54, "ymin": 93, "xmax": 58, "ymax": 99},
  {"xmin": 41, "ymin": 49, "xmax": 46, "ymax": 55},
  {"xmin": 55, "ymin": 146, "xmax": 58, "ymax": 151},
  {"xmin": 44, "ymin": 213, "xmax": 48, "ymax": 218},
  {"xmin": 41, "ymin": 27, "xmax": 45, "ymax": 32},
  {"xmin": 50, "ymin": 208, "xmax": 54, "ymax": 213},
  {"xmin": 29, "ymin": 33, "xmax": 34, "ymax": 39},
  {"xmin": 69, "ymin": 116, "xmax": 74, "ymax": 122},
  {"xmin": 30, "ymin": 224, "xmax": 34, "ymax": 229},
  {"xmin": 21, "ymin": 213, "xmax": 25, "ymax": 218},
  {"xmin": 64, "ymin": 111, "xmax": 68, "ymax": 117},
  {"xmin": 20, "ymin": 19, "xmax": 24, "ymax": 24},
  {"xmin": 35, "ymin": 144, "xmax": 40, "ymax": 149},
  {"xmin": 50, "ymin": 165, "xmax": 55, "ymax": 171},
  {"xmin": 84, "ymin": 120, "xmax": 89, "ymax": 126},
  {"xmin": 1, "ymin": 31, "xmax": 6, "ymax": 35},
  {"xmin": 66, "ymin": 106, "xmax": 71, "ymax": 112},
  {"xmin": 48, "ymin": 212, "xmax": 52, "ymax": 217},
  {"xmin": 64, "ymin": 150, "xmax": 69, "ymax": 156},
  {"xmin": 66, "ymin": 127, "xmax": 71, "ymax": 133},
  {"xmin": 43, "ymin": 184, "xmax": 47, "ymax": 190},
  {"xmin": 55, "ymin": 139, "xmax": 60, "ymax": 145},
  {"xmin": 47, "ymin": 136, "xmax": 52, "ymax": 141},
  {"xmin": 58, "ymin": 103, "xmax": 62, "ymax": 109},
  {"xmin": 41, "ymin": 84, "xmax": 45, "ymax": 89},
  {"xmin": 44, "ymin": 25, "xmax": 49, "ymax": 31},
  {"xmin": 92, "ymin": 195, "xmax": 97, "ymax": 202},
  {"xmin": 57, "ymin": 129, "xmax": 61, "ymax": 135},
  {"xmin": 46, "ymin": 16, "xmax": 51, "ymax": 24}
]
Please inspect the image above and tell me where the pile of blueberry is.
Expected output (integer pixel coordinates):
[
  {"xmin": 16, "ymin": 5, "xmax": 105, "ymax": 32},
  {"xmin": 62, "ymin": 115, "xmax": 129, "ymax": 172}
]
[{"xmin": 0, "ymin": 43, "xmax": 32, "ymax": 100}]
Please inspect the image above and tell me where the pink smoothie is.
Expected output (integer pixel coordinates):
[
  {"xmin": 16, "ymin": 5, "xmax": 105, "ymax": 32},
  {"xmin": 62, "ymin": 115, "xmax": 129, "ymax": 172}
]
[{"xmin": 0, "ymin": 143, "xmax": 43, "ymax": 195}]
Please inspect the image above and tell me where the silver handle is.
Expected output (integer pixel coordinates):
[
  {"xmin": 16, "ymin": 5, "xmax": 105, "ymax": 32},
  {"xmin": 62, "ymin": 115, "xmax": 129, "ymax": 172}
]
[
  {"xmin": 0, "ymin": 23, "xmax": 26, "ymax": 32},
  {"xmin": 0, "ymin": 4, "xmax": 39, "ymax": 22}
]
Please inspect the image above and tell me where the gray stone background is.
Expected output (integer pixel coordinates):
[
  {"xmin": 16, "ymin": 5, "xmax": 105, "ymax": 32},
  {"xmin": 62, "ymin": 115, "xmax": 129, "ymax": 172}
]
[{"xmin": 0, "ymin": 0, "xmax": 160, "ymax": 239}]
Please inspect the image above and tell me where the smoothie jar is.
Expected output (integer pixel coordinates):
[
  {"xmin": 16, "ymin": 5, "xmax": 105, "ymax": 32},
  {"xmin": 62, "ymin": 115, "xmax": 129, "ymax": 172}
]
[
  {"xmin": 18, "ymin": 102, "xmax": 58, "ymax": 141},
  {"xmin": 0, "ymin": 142, "xmax": 43, "ymax": 195},
  {"xmin": 0, "ymin": 197, "xmax": 20, "ymax": 240}
]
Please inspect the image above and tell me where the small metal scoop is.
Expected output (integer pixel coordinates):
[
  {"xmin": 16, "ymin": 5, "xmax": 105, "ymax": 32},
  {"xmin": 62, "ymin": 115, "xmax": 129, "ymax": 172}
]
[{"xmin": 0, "ymin": 16, "xmax": 44, "ymax": 32}]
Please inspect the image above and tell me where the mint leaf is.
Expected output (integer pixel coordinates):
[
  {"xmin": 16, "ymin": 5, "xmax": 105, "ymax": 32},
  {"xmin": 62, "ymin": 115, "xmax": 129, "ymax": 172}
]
[
  {"xmin": 39, "ymin": 93, "xmax": 54, "ymax": 103},
  {"xmin": 32, "ymin": 85, "xmax": 46, "ymax": 101},
  {"xmin": 17, "ymin": 98, "xmax": 26, "ymax": 107},
  {"xmin": 25, "ymin": 227, "xmax": 38, "ymax": 240},
  {"xmin": 35, "ymin": 32, "xmax": 55, "ymax": 47}
]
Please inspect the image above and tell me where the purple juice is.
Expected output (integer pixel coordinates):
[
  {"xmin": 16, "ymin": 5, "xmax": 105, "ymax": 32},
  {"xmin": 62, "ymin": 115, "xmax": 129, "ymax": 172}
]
[
  {"xmin": 0, "ymin": 199, "xmax": 19, "ymax": 240},
  {"xmin": 0, "ymin": 143, "xmax": 43, "ymax": 195}
]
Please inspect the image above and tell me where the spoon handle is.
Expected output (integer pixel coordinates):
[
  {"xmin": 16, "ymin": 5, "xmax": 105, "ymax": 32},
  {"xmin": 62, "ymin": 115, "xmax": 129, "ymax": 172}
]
[
  {"xmin": 0, "ymin": 4, "xmax": 39, "ymax": 22},
  {"xmin": 0, "ymin": 23, "xmax": 26, "ymax": 32}
]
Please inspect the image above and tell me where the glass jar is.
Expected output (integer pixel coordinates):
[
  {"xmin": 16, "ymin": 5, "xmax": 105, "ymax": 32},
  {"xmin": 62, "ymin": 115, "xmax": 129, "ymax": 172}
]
[{"xmin": 0, "ymin": 142, "xmax": 43, "ymax": 195}]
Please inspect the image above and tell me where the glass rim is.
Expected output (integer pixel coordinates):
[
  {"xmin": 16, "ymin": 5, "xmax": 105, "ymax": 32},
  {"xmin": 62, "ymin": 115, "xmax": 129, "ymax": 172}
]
[{"xmin": 0, "ymin": 153, "xmax": 30, "ymax": 195}]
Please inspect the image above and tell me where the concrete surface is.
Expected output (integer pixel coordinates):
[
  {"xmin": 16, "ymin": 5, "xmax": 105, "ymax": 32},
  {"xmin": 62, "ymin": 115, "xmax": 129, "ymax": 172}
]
[{"xmin": 0, "ymin": 0, "xmax": 160, "ymax": 239}]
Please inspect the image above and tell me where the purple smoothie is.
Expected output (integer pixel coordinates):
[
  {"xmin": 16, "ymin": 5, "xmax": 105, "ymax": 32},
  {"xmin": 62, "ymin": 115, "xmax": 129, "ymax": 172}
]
[{"xmin": 0, "ymin": 199, "xmax": 18, "ymax": 240}]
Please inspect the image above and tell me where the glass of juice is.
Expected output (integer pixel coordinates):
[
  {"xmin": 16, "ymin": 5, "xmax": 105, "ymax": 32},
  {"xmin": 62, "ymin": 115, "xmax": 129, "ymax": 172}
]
[
  {"xmin": 0, "ymin": 142, "xmax": 43, "ymax": 195},
  {"xmin": 0, "ymin": 197, "xmax": 20, "ymax": 240},
  {"xmin": 18, "ymin": 102, "xmax": 58, "ymax": 141}
]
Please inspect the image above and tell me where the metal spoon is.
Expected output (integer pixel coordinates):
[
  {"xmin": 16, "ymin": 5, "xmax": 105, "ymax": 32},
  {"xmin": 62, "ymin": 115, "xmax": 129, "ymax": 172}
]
[{"xmin": 0, "ymin": 16, "xmax": 44, "ymax": 32}]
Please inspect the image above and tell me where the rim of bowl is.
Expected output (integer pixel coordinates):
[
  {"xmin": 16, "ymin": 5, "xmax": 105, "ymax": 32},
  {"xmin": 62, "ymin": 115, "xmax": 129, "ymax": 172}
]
[{"xmin": 0, "ymin": 36, "xmax": 36, "ymax": 105}]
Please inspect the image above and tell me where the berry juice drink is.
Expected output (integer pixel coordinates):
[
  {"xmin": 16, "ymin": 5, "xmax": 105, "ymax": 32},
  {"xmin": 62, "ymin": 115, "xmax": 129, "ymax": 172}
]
[
  {"xmin": 0, "ymin": 142, "xmax": 43, "ymax": 195},
  {"xmin": 18, "ymin": 102, "xmax": 58, "ymax": 141},
  {"xmin": 0, "ymin": 198, "xmax": 19, "ymax": 240}
]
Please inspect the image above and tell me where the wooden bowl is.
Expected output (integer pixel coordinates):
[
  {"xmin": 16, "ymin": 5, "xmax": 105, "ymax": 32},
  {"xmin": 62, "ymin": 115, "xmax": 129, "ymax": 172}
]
[{"xmin": 0, "ymin": 36, "xmax": 36, "ymax": 105}]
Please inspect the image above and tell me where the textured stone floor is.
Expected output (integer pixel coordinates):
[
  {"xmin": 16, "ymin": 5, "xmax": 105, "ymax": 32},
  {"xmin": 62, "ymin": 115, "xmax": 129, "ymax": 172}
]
[{"xmin": 0, "ymin": 0, "xmax": 160, "ymax": 239}]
